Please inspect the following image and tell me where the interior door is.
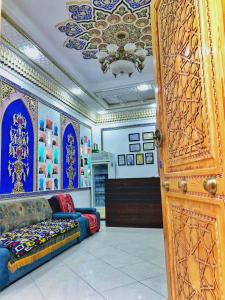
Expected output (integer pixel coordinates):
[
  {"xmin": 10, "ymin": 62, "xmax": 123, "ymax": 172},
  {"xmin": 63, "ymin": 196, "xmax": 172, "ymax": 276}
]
[{"xmin": 151, "ymin": 0, "xmax": 225, "ymax": 299}]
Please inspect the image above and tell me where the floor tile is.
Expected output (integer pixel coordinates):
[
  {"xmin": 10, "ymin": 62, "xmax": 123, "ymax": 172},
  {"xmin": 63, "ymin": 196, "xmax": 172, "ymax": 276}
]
[
  {"xmin": 119, "ymin": 261, "xmax": 164, "ymax": 281},
  {"xmin": 0, "ymin": 275, "xmax": 44, "ymax": 300},
  {"xmin": 38, "ymin": 276, "xmax": 98, "ymax": 300},
  {"xmin": 31, "ymin": 262, "xmax": 77, "ymax": 287},
  {"xmin": 102, "ymin": 282, "xmax": 166, "ymax": 300},
  {"xmin": 141, "ymin": 274, "xmax": 168, "ymax": 297},
  {"xmin": 81, "ymin": 268, "xmax": 136, "ymax": 292}
]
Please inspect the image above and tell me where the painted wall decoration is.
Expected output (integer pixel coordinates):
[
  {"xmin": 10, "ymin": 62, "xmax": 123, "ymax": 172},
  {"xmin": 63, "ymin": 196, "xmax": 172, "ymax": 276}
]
[
  {"xmin": 61, "ymin": 115, "xmax": 79, "ymax": 189},
  {"xmin": 38, "ymin": 103, "xmax": 61, "ymax": 191},
  {"xmin": 0, "ymin": 79, "xmax": 37, "ymax": 194},
  {"xmin": 0, "ymin": 76, "xmax": 90, "ymax": 197},
  {"xmin": 80, "ymin": 125, "xmax": 92, "ymax": 188},
  {"xmin": 56, "ymin": 0, "xmax": 151, "ymax": 59}
]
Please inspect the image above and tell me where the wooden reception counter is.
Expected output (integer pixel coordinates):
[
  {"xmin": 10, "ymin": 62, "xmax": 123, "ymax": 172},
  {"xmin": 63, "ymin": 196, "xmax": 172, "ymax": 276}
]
[{"xmin": 105, "ymin": 178, "xmax": 162, "ymax": 228}]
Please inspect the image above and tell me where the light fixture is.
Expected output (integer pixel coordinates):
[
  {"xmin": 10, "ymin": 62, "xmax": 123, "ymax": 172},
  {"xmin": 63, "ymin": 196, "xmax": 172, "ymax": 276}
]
[
  {"xmin": 22, "ymin": 46, "xmax": 41, "ymax": 60},
  {"xmin": 97, "ymin": 42, "xmax": 147, "ymax": 78},
  {"xmin": 98, "ymin": 110, "xmax": 106, "ymax": 115},
  {"xmin": 137, "ymin": 84, "xmax": 149, "ymax": 92},
  {"xmin": 71, "ymin": 87, "xmax": 83, "ymax": 96}
]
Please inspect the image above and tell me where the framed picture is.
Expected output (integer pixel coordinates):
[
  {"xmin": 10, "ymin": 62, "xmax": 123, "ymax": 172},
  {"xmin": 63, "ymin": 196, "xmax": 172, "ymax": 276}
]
[
  {"xmin": 143, "ymin": 142, "xmax": 155, "ymax": 151},
  {"xmin": 118, "ymin": 154, "xmax": 126, "ymax": 166},
  {"xmin": 128, "ymin": 133, "xmax": 140, "ymax": 142},
  {"xmin": 142, "ymin": 131, "xmax": 154, "ymax": 140},
  {"xmin": 126, "ymin": 154, "xmax": 135, "ymax": 166},
  {"xmin": 145, "ymin": 152, "xmax": 154, "ymax": 164},
  {"xmin": 129, "ymin": 143, "xmax": 141, "ymax": 152},
  {"xmin": 136, "ymin": 153, "xmax": 144, "ymax": 165}
]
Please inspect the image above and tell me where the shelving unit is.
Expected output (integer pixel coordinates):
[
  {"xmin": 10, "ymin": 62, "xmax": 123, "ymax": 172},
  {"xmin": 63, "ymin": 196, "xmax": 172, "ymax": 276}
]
[{"xmin": 91, "ymin": 152, "xmax": 115, "ymax": 219}]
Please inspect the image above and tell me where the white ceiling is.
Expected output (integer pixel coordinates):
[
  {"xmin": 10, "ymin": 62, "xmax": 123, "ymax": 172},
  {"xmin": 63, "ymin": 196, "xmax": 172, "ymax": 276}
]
[{"xmin": 2, "ymin": 0, "xmax": 155, "ymax": 114}]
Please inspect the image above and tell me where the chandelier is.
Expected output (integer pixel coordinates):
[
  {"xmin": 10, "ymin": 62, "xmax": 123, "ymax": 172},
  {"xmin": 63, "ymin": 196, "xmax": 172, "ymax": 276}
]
[{"xmin": 97, "ymin": 42, "xmax": 148, "ymax": 78}]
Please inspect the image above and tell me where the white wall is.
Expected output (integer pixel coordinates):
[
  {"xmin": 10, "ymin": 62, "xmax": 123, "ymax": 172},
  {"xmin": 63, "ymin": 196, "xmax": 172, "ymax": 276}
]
[
  {"xmin": 93, "ymin": 119, "xmax": 159, "ymax": 179},
  {"xmin": 42, "ymin": 189, "xmax": 91, "ymax": 208}
]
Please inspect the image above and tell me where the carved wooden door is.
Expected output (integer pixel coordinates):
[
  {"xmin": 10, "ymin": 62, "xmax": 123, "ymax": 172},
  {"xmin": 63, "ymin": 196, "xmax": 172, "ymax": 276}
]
[{"xmin": 151, "ymin": 0, "xmax": 225, "ymax": 299}]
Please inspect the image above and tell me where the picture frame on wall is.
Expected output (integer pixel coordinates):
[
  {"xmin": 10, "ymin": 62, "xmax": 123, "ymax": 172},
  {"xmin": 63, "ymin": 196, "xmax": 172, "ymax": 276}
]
[
  {"xmin": 142, "ymin": 131, "xmax": 154, "ymax": 140},
  {"xmin": 143, "ymin": 142, "xmax": 155, "ymax": 151},
  {"xmin": 129, "ymin": 143, "xmax": 141, "ymax": 152},
  {"xmin": 136, "ymin": 153, "xmax": 144, "ymax": 165},
  {"xmin": 126, "ymin": 154, "xmax": 135, "ymax": 166},
  {"xmin": 118, "ymin": 154, "xmax": 126, "ymax": 166},
  {"xmin": 145, "ymin": 152, "xmax": 154, "ymax": 164},
  {"xmin": 128, "ymin": 133, "xmax": 140, "ymax": 142}
]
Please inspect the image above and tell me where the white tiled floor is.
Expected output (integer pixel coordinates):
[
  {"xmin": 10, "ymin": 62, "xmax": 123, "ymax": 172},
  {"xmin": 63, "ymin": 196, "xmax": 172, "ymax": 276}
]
[{"xmin": 0, "ymin": 223, "xmax": 168, "ymax": 300}]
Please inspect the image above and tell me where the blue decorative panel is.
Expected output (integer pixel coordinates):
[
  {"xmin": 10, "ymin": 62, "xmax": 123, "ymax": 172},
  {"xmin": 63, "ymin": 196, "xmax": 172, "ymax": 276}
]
[
  {"xmin": 58, "ymin": 22, "xmax": 84, "ymax": 37},
  {"xmin": 0, "ymin": 99, "xmax": 34, "ymax": 194},
  {"xmin": 69, "ymin": 5, "xmax": 93, "ymax": 22},
  {"xmin": 65, "ymin": 38, "xmax": 87, "ymax": 50},
  {"xmin": 93, "ymin": 0, "xmax": 120, "ymax": 11},
  {"xmin": 62, "ymin": 123, "xmax": 79, "ymax": 189},
  {"xmin": 82, "ymin": 50, "xmax": 98, "ymax": 59},
  {"xmin": 125, "ymin": 0, "xmax": 150, "ymax": 10}
]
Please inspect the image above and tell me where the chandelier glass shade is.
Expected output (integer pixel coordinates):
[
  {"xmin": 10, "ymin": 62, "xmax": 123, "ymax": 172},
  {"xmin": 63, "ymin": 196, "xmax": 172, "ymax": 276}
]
[{"xmin": 97, "ymin": 43, "xmax": 147, "ymax": 78}]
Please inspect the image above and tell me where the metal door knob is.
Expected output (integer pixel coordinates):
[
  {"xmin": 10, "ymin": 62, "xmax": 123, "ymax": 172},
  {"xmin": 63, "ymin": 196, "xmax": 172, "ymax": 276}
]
[
  {"xmin": 203, "ymin": 178, "xmax": 217, "ymax": 195},
  {"xmin": 154, "ymin": 128, "xmax": 163, "ymax": 147},
  {"xmin": 162, "ymin": 180, "xmax": 169, "ymax": 191},
  {"xmin": 178, "ymin": 179, "xmax": 187, "ymax": 193}
]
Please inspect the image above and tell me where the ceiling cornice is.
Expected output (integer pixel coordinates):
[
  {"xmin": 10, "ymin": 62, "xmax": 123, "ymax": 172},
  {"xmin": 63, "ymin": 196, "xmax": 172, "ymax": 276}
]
[{"xmin": 95, "ymin": 109, "xmax": 156, "ymax": 124}]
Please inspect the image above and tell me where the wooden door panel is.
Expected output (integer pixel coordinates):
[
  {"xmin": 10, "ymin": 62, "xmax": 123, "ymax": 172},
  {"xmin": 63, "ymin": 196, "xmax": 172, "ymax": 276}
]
[
  {"xmin": 151, "ymin": 0, "xmax": 225, "ymax": 299},
  {"xmin": 152, "ymin": 0, "xmax": 225, "ymax": 178},
  {"xmin": 165, "ymin": 193, "xmax": 225, "ymax": 299}
]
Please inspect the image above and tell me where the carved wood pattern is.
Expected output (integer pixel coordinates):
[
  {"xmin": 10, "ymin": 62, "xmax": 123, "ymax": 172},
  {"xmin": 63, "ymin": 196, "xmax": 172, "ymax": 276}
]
[
  {"xmin": 158, "ymin": 0, "xmax": 211, "ymax": 165},
  {"xmin": 172, "ymin": 205, "xmax": 221, "ymax": 299}
]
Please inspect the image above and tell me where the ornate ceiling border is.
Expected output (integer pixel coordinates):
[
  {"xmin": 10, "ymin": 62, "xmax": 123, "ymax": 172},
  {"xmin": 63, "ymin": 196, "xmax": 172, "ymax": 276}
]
[{"xmin": 95, "ymin": 108, "xmax": 156, "ymax": 124}]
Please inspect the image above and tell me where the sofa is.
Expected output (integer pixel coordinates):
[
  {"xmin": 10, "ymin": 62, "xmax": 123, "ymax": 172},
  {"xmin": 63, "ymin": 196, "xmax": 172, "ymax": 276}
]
[
  {"xmin": 49, "ymin": 194, "xmax": 101, "ymax": 235},
  {"xmin": 0, "ymin": 197, "xmax": 88, "ymax": 290}
]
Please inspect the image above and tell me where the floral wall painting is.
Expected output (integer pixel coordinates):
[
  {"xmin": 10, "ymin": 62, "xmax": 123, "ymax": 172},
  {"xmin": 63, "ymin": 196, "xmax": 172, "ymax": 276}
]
[
  {"xmin": 61, "ymin": 115, "xmax": 79, "ymax": 189},
  {"xmin": 0, "ymin": 78, "xmax": 37, "ymax": 194},
  {"xmin": 38, "ymin": 103, "xmax": 61, "ymax": 191}
]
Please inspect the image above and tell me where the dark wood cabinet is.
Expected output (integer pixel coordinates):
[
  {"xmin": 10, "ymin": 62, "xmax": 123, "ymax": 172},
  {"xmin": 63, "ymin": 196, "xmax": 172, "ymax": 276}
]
[{"xmin": 105, "ymin": 178, "xmax": 162, "ymax": 228}]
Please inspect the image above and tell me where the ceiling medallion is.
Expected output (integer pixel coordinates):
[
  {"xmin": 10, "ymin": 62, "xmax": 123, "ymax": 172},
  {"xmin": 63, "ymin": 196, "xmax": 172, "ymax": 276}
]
[{"xmin": 56, "ymin": 0, "xmax": 152, "ymax": 63}]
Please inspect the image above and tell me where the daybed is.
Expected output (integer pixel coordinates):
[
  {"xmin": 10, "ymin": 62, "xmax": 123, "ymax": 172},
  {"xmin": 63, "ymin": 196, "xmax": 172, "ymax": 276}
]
[{"xmin": 0, "ymin": 196, "xmax": 97, "ymax": 290}]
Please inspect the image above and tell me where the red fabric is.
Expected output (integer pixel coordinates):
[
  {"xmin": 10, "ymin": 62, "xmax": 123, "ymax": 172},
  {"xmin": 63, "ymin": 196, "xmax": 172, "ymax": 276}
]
[
  {"xmin": 56, "ymin": 194, "xmax": 76, "ymax": 213},
  {"xmin": 82, "ymin": 214, "xmax": 98, "ymax": 234}
]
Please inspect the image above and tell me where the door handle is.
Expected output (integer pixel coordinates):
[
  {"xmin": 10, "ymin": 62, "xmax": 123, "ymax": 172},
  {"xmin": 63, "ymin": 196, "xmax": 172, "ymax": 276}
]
[
  {"xmin": 154, "ymin": 128, "xmax": 163, "ymax": 147},
  {"xmin": 178, "ymin": 179, "xmax": 187, "ymax": 193},
  {"xmin": 203, "ymin": 178, "xmax": 217, "ymax": 195},
  {"xmin": 162, "ymin": 180, "xmax": 169, "ymax": 191}
]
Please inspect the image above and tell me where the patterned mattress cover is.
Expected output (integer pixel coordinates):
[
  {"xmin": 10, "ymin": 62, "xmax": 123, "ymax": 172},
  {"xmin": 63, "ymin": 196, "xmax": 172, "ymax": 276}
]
[{"xmin": 0, "ymin": 219, "xmax": 80, "ymax": 267}]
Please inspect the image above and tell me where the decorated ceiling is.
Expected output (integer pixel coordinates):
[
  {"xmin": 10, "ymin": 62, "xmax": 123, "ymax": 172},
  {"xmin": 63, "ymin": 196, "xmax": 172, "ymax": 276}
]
[{"xmin": 56, "ymin": 0, "xmax": 152, "ymax": 59}]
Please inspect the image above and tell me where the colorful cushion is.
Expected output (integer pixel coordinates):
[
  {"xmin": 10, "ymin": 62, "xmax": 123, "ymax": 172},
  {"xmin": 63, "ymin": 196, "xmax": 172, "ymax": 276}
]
[
  {"xmin": 56, "ymin": 194, "xmax": 76, "ymax": 213},
  {"xmin": 0, "ymin": 198, "xmax": 52, "ymax": 234},
  {"xmin": 82, "ymin": 214, "xmax": 98, "ymax": 234},
  {"xmin": 0, "ymin": 219, "xmax": 78, "ymax": 258}
]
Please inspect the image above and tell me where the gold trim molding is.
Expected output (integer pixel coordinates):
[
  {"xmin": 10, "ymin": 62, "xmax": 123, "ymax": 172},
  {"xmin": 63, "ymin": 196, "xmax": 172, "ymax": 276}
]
[{"xmin": 95, "ymin": 109, "xmax": 156, "ymax": 124}]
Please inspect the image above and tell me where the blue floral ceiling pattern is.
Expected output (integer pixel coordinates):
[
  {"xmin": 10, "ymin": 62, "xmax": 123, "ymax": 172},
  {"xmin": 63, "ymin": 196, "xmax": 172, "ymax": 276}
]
[{"xmin": 56, "ymin": 0, "xmax": 151, "ymax": 59}]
